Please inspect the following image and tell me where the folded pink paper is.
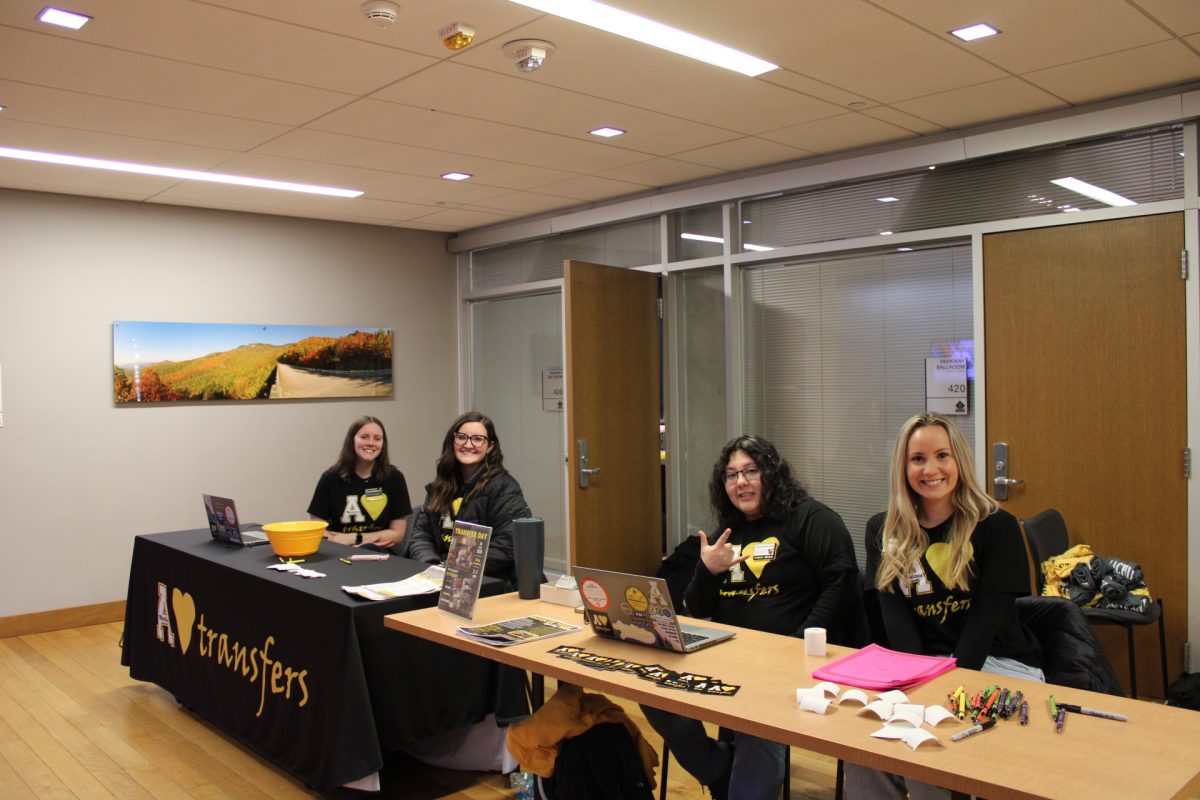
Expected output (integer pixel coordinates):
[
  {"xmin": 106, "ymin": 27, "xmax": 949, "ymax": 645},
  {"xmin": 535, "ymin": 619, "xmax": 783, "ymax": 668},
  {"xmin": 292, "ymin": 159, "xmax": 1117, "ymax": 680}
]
[{"xmin": 812, "ymin": 644, "xmax": 956, "ymax": 691}]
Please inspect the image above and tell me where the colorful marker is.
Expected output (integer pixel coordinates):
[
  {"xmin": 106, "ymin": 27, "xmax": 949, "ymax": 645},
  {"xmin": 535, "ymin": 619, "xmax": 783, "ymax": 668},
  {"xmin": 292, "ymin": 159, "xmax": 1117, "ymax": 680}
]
[
  {"xmin": 1055, "ymin": 707, "xmax": 1067, "ymax": 733},
  {"xmin": 1018, "ymin": 700, "xmax": 1029, "ymax": 725}
]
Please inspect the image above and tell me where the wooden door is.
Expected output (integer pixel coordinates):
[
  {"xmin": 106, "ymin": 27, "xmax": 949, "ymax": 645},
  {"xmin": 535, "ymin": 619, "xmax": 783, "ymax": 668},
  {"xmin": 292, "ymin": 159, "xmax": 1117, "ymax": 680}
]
[
  {"xmin": 564, "ymin": 260, "xmax": 662, "ymax": 576},
  {"xmin": 984, "ymin": 214, "xmax": 1186, "ymax": 698}
]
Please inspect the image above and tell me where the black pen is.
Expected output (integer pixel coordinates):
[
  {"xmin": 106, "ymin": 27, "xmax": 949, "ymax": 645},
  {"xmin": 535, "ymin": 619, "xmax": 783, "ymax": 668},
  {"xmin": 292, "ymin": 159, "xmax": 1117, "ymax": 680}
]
[
  {"xmin": 1057, "ymin": 703, "xmax": 1128, "ymax": 722},
  {"xmin": 950, "ymin": 717, "xmax": 996, "ymax": 742}
]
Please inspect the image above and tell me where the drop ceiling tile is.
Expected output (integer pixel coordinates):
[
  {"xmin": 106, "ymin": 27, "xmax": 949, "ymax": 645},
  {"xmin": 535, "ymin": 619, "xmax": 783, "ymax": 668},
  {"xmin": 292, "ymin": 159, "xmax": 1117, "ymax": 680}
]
[
  {"xmin": 1091, "ymin": 0, "xmax": 1200, "ymax": 38},
  {"xmin": 0, "ymin": 28, "xmax": 353, "ymax": 125},
  {"xmin": 449, "ymin": 16, "xmax": 849, "ymax": 135},
  {"xmin": 759, "ymin": 70, "xmax": 877, "ymax": 110},
  {"xmin": 0, "ymin": 159, "xmax": 175, "ymax": 199},
  {"xmin": 405, "ymin": 206, "xmax": 513, "ymax": 230},
  {"xmin": 201, "ymin": 0, "xmax": 541, "ymax": 60},
  {"xmin": 672, "ymin": 137, "xmax": 815, "ymax": 171},
  {"xmin": 530, "ymin": 174, "xmax": 649, "ymax": 203},
  {"xmin": 371, "ymin": 62, "xmax": 742, "ymax": 155},
  {"xmin": 152, "ymin": 190, "xmax": 441, "ymax": 227},
  {"xmin": 893, "ymin": 78, "xmax": 1067, "ymax": 129},
  {"xmin": 0, "ymin": 118, "xmax": 245, "ymax": 169},
  {"xmin": 859, "ymin": 106, "xmax": 946, "ymax": 136},
  {"xmin": 311, "ymin": 99, "xmax": 649, "ymax": 173},
  {"xmin": 457, "ymin": 192, "xmax": 578, "ymax": 216},
  {"xmin": 0, "ymin": 80, "xmax": 289, "ymax": 152},
  {"xmin": 5, "ymin": 0, "xmax": 438, "ymax": 95},
  {"xmin": 597, "ymin": 157, "xmax": 727, "ymax": 187},
  {"xmin": 213, "ymin": 153, "xmax": 514, "ymax": 205},
  {"xmin": 1023, "ymin": 40, "xmax": 1200, "ymax": 104},
  {"xmin": 760, "ymin": 113, "xmax": 918, "ymax": 155},
  {"xmin": 871, "ymin": 0, "xmax": 1173, "ymax": 74},
  {"xmin": 254, "ymin": 129, "xmax": 579, "ymax": 189}
]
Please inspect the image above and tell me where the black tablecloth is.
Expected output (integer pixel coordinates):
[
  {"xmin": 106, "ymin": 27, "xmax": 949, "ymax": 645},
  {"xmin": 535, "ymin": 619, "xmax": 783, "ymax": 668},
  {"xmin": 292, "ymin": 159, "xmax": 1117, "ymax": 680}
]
[{"xmin": 121, "ymin": 529, "xmax": 527, "ymax": 791}]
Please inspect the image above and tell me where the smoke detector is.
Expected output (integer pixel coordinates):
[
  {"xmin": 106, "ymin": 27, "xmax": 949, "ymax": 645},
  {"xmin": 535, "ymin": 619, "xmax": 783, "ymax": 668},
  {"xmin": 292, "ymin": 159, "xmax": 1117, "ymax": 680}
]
[
  {"xmin": 503, "ymin": 39, "xmax": 556, "ymax": 73},
  {"xmin": 362, "ymin": 1, "xmax": 400, "ymax": 28}
]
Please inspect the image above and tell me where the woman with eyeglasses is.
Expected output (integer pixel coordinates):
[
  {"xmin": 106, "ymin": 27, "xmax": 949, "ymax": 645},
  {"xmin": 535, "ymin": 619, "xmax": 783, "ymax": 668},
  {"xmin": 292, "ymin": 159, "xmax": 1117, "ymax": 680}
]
[
  {"xmin": 408, "ymin": 411, "xmax": 531, "ymax": 589},
  {"xmin": 308, "ymin": 415, "xmax": 412, "ymax": 550},
  {"xmin": 641, "ymin": 435, "xmax": 866, "ymax": 800}
]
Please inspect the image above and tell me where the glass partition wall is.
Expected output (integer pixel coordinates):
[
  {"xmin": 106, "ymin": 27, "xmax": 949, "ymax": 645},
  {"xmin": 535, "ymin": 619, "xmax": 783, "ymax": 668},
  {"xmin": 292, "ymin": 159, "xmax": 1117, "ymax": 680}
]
[{"xmin": 464, "ymin": 121, "xmax": 1190, "ymax": 574}]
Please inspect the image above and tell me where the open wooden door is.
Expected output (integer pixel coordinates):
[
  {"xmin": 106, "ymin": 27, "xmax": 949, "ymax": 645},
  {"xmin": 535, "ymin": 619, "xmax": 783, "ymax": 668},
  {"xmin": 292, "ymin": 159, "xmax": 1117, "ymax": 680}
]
[
  {"xmin": 984, "ymin": 214, "xmax": 1187, "ymax": 698},
  {"xmin": 564, "ymin": 260, "xmax": 662, "ymax": 576}
]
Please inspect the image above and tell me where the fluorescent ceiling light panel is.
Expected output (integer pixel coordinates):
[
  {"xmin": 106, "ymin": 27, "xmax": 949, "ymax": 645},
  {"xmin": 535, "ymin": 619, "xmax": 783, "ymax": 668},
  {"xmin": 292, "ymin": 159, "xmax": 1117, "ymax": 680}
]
[
  {"xmin": 589, "ymin": 127, "xmax": 625, "ymax": 138},
  {"xmin": 441, "ymin": 171, "xmax": 472, "ymax": 181},
  {"xmin": 1051, "ymin": 177, "xmax": 1136, "ymax": 207},
  {"xmin": 506, "ymin": 0, "xmax": 778, "ymax": 77},
  {"xmin": 0, "ymin": 146, "xmax": 362, "ymax": 197},
  {"xmin": 743, "ymin": 243, "xmax": 773, "ymax": 252},
  {"xmin": 680, "ymin": 232, "xmax": 723, "ymax": 243},
  {"xmin": 877, "ymin": 196, "xmax": 899, "ymax": 203},
  {"xmin": 38, "ymin": 7, "xmax": 91, "ymax": 29},
  {"xmin": 951, "ymin": 23, "xmax": 998, "ymax": 41}
]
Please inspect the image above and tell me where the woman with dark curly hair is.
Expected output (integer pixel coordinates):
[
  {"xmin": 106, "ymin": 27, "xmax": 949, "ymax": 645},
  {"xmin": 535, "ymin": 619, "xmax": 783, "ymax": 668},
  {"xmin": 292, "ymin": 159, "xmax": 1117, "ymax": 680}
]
[
  {"xmin": 641, "ymin": 435, "xmax": 866, "ymax": 800},
  {"xmin": 407, "ymin": 411, "xmax": 531, "ymax": 589}
]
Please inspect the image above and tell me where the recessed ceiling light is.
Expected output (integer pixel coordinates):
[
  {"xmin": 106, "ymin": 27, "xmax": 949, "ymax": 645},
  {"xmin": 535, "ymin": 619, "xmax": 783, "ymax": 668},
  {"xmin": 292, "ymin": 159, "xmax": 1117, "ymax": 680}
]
[
  {"xmin": 38, "ymin": 7, "xmax": 91, "ymax": 29},
  {"xmin": 877, "ymin": 196, "xmax": 899, "ymax": 203},
  {"xmin": 441, "ymin": 171, "xmax": 472, "ymax": 181},
  {"xmin": 589, "ymin": 127, "xmax": 625, "ymax": 138},
  {"xmin": 743, "ymin": 243, "xmax": 773, "ymax": 252},
  {"xmin": 897, "ymin": 247, "xmax": 914, "ymax": 252},
  {"xmin": 680, "ymin": 233, "xmax": 723, "ymax": 243},
  {"xmin": 880, "ymin": 230, "xmax": 894, "ymax": 236},
  {"xmin": 505, "ymin": 0, "xmax": 778, "ymax": 77},
  {"xmin": 1051, "ymin": 177, "xmax": 1136, "ymax": 207},
  {"xmin": 0, "ymin": 146, "xmax": 362, "ymax": 197},
  {"xmin": 951, "ymin": 23, "xmax": 998, "ymax": 42}
]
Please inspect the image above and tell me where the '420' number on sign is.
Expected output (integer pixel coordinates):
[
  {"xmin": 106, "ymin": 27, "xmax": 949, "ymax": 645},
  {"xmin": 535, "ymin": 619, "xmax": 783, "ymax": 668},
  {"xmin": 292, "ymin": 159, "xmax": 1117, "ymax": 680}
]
[{"xmin": 946, "ymin": 384, "xmax": 967, "ymax": 394}]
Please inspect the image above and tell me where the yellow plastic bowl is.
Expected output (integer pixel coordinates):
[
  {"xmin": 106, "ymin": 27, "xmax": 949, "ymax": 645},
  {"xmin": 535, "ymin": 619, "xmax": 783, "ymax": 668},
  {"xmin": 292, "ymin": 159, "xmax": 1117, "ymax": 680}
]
[{"xmin": 262, "ymin": 521, "xmax": 327, "ymax": 558}]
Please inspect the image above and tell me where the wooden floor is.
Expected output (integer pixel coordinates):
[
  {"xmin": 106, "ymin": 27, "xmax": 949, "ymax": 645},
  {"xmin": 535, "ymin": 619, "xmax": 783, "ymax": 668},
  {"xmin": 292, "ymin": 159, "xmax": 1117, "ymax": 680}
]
[
  {"xmin": 0, "ymin": 621, "xmax": 843, "ymax": 800},
  {"xmin": 4, "ymin": 622, "xmax": 1195, "ymax": 800}
]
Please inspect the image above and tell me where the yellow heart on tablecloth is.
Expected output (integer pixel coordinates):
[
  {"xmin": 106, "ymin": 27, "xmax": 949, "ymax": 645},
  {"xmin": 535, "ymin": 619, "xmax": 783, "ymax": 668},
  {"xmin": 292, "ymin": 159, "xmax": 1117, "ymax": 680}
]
[
  {"xmin": 925, "ymin": 542, "xmax": 953, "ymax": 586},
  {"xmin": 742, "ymin": 537, "xmax": 780, "ymax": 579},
  {"xmin": 172, "ymin": 588, "xmax": 196, "ymax": 655},
  {"xmin": 361, "ymin": 492, "xmax": 387, "ymax": 521}
]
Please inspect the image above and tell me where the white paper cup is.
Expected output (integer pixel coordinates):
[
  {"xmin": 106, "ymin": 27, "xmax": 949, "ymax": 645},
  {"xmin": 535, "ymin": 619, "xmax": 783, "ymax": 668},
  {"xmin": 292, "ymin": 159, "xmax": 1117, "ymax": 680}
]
[{"xmin": 804, "ymin": 626, "xmax": 827, "ymax": 656}]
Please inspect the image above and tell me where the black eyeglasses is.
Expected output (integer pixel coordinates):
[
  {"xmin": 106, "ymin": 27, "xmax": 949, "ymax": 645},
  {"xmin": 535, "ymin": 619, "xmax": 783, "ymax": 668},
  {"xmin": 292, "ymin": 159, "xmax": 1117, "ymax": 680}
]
[
  {"xmin": 723, "ymin": 466, "xmax": 761, "ymax": 485},
  {"xmin": 453, "ymin": 432, "xmax": 489, "ymax": 446}
]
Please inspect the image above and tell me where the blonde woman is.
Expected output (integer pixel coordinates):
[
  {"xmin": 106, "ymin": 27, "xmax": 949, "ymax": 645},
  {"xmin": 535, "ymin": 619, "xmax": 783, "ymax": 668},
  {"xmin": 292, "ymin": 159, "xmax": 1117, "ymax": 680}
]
[{"xmin": 846, "ymin": 413, "xmax": 1042, "ymax": 799}]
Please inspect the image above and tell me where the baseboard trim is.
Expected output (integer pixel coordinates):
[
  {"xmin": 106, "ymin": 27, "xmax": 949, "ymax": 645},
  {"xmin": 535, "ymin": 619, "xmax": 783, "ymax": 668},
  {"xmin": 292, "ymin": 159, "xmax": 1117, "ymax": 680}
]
[{"xmin": 0, "ymin": 601, "xmax": 126, "ymax": 639}]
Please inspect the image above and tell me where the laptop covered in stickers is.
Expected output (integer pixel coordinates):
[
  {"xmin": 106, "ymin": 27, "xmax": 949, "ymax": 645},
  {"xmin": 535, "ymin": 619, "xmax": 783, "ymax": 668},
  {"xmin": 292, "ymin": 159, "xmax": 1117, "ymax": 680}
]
[
  {"xmin": 202, "ymin": 494, "xmax": 269, "ymax": 546},
  {"xmin": 571, "ymin": 566, "xmax": 735, "ymax": 653}
]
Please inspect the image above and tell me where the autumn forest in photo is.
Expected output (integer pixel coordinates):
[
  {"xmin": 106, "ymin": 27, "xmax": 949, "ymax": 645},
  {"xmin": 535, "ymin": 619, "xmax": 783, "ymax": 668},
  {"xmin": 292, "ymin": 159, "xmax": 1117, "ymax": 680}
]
[{"xmin": 112, "ymin": 322, "xmax": 393, "ymax": 403}]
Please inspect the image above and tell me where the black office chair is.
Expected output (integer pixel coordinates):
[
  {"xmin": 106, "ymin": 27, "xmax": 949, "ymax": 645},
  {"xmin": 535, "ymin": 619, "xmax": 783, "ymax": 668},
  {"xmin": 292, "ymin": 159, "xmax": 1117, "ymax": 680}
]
[
  {"xmin": 660, "ymin": 738, "xmax": 790, "ymax": 800},
  {"xmin": 1021, "ymin": 508, "xmax": 1168, "ymax": 699}
]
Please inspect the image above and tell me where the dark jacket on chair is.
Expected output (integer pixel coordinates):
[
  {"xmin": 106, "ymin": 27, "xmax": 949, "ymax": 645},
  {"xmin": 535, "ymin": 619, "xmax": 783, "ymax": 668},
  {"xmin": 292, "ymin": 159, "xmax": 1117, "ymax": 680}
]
[{"xmin": 1015, "ymin": 596, "xmax": 1123, "ymax": 695}]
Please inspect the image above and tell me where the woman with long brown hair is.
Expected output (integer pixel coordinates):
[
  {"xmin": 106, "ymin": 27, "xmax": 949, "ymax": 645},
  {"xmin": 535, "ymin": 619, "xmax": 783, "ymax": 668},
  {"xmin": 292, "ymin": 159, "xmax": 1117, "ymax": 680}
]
[{"xmin": 408, "ymin": 411, "xmax": 530, "ymax": 588}]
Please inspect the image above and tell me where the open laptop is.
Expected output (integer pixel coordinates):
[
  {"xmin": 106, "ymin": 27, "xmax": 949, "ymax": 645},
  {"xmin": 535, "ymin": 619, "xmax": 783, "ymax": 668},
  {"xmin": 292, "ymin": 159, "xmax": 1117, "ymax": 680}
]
[
  {"xmin": 202, "ymin": 494, "xmax": 269, "ymax": 546},
  {"xmin": 571, "ymin": 566, "xmax": 735, "ymax": 653}
]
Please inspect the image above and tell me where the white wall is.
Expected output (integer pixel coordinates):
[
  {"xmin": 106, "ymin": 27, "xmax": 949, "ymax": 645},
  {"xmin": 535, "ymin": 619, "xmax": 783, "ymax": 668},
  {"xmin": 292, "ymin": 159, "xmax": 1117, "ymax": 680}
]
[{"xmin": 0, "ymin": 189, "xmax": 457, "ymax": 617}]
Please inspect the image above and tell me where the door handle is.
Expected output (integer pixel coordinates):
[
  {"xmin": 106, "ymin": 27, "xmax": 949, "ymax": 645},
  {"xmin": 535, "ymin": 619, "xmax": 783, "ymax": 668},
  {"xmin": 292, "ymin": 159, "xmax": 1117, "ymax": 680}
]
[
  {"xmin": 991, "ymin": 442, "xmax": 1023, "ymax": 500},
  {"xmin": 577, "ymin": 439, "xmax": 602, "ymax": 488}
]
